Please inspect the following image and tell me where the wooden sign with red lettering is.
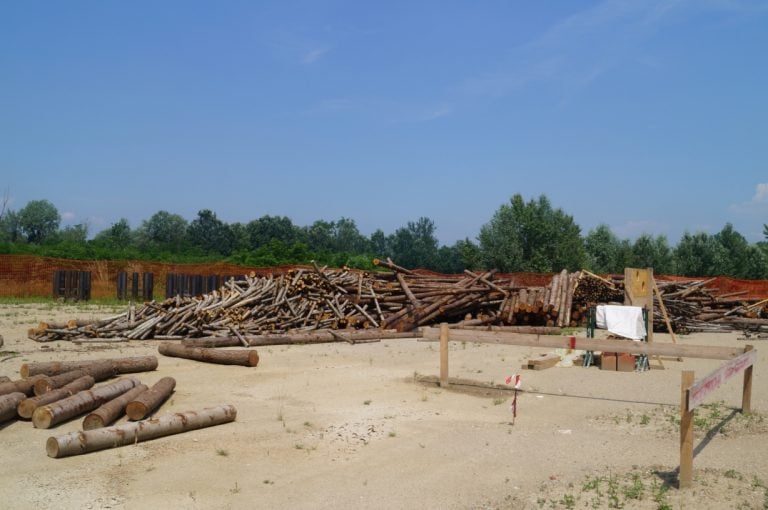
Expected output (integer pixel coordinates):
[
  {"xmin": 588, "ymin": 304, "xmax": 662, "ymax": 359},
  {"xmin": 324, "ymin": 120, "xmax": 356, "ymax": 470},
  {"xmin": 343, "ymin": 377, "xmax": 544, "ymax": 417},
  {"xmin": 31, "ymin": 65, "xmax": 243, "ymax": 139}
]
[{"xmin": 687, "ymin": 349, "xmax": 757, "ymax": 410}]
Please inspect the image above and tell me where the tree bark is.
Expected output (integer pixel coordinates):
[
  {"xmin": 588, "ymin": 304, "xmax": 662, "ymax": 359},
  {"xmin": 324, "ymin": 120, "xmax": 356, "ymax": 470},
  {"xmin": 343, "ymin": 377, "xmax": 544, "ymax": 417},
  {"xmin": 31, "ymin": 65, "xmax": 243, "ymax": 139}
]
[
  {"xmin": 0, "ymin": 376, "xmax": 11, "ymax": 384},
  {"xmin": 18, "ymin": 375, "xmax": 95, "ymax": 419},
  {"xmin": 33, "ymin": 370, "xmax": 88, "ymax": 396},
  {"xmin": 0, "ymin": 392, "xmax": 25, "ymax": 423},
  {"xmin": 32, "ymin": 378, "xmax": 141, "ymax": 429},
  {"xmin": 159, "ymin": 343, "xmax": 259, "ymax": 367},
  {"xmin": 181, "ymin": 330, "xmax": 416, "ymax": 348},
  {"xmin": 20, "ymin": 356, "xmax": 158, "ymax": 378},
  {"xmin": 0, "ymin": 375, "xmax": 47, "ymax": 397},
  {"xmin": 126, "ymin": 377, "xmax": 176, "ymax": 420},
  {"xmin": 47, "ymin": 404, "xmax": 237, "ymax": 458},
  {"xmin": 83, "ymin": 384, "xmax": 149, "ymax": 430}
]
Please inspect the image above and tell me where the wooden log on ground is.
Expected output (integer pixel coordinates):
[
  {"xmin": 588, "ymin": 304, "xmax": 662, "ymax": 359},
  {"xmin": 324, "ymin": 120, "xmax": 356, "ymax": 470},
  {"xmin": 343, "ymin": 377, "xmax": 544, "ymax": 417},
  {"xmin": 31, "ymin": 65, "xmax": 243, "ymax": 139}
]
[
  {"xmin": 454, "ymin": 325, "xmax": 563, "ymax": 335},
  {"xmin": 0, "ymin": 392, "xmax": 26, "ymax": 423},
  {"xmin": 32, "ymin": 378, "xmax": 141, "ymax": 429},
  {"xmin": 181, "ymin": 330, "xmax": 418, "ymax": 348},
  {"xmin": 18, "ymin": 375, "xmax": 95, "ymax": 419},
  {"xmin": 125, "ymin": 377, "xmax": 176, "ymax": 420},
  {"xmin": 0, "ymin": 376, "xmax": 10, "ymax": 384},
  {"xmin": 159, "ymin": 344, "xmax": 259, "ymax": 367},
  {"xmin": 33, "ymin": 370, "xmax": 88, "ymax": 396},
  {"xmin": 20, "ymin": 356, "xmax": 158, "ymax": 378},
  {"xmin": 0, "ymin": 375, "xmax": 47, "ymax": 397},
  {"xmin": 83, "ymin": 384, "xmax": 149, "ymax": 430},
  {"xmin": 47, "ymin": 404, "xmax": 237, "ymax": 458}
]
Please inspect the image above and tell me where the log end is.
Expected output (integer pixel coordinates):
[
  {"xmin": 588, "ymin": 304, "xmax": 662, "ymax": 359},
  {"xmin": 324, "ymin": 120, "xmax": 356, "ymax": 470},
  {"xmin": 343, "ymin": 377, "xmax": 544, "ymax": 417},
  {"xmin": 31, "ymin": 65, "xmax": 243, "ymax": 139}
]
[
  {"xmin": 248, "ymin": 350, "xmax": 260, "ymax": 367},
  {"xmin": 82, "ymin": 414, "xmax": 104, "ymax": 431},
  {"xmin": 32, "ymin": 407, "xmax": 54, "ymax": 429},
  {"xmin": 17, "ymin": 400, "xmax": 37, "ymax": 419},
  {"xmin": 125, "ymin": 401, "xmax": 148, "ymax": 421},
  {"xmin": 19, "ymin": 364, "xmax": 30, "ymax": 379},
  {"xmin": 33, "ymin": 379, "xmax": 53, "ymax": 397},
  {"xmin": 45, "ymin": 436, "xmax": 62, "ymax": 458}
]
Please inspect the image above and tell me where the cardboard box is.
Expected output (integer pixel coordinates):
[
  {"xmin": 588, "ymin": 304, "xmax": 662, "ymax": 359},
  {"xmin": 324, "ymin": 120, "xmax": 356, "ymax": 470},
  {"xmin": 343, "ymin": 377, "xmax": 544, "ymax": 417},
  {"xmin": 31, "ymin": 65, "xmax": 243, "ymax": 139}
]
[
  {"xmin": 600, "ymin": 352, "xmax": 617, "ymax": 371},
  {"xmin": 617, "ymin": 353, "xmax": 636, "ymax": 372}
]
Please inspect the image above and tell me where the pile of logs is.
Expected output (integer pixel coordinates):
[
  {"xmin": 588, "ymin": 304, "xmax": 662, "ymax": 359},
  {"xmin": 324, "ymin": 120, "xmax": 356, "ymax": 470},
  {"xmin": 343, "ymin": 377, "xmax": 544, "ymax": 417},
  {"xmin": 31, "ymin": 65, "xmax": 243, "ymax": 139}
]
[
  {"xmin": 0, "ymin": 355, "xmax": 235, "ymax": 457},
  {"xmin": 24, "ymin": 260, "xmax": 768, "ymax": 341}
]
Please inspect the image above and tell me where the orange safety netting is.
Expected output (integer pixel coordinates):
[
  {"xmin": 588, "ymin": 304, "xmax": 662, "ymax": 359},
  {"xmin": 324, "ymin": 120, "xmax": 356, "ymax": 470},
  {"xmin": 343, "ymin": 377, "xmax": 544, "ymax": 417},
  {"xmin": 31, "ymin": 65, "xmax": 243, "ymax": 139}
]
[{"xmin": 2, "ymin": 254, "xmax": 768, "ymax": 300}]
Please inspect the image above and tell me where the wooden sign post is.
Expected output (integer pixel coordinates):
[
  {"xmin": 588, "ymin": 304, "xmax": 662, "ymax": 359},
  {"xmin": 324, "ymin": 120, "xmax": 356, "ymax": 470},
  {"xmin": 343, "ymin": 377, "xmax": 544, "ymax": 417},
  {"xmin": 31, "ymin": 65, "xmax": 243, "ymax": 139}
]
[{"xmin": 439, "ymin": 323, "xmax": 449, "ymax": 388}]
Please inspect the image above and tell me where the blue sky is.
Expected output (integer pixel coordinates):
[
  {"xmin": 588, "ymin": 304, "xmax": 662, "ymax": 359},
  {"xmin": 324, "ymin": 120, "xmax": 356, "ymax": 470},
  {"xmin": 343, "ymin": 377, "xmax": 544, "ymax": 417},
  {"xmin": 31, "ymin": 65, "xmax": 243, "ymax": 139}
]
[{"xmin": 1, "ymin": 1, "xmax": 767, "ymax": 245}]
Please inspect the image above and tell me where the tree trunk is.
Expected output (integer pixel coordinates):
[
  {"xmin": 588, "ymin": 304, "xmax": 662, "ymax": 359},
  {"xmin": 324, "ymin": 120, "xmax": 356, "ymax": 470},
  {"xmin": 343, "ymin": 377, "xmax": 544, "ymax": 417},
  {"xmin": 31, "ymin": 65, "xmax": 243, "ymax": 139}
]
[
  {"xmin": 83, "ymin": 384, "xmax": 149, "ymax": 430},
  {"xmin": 126, "ymin": 377, "xmax": 176, "ymax": 420},
  {"xmin": 0, "ymin": 375, "xmax": 47, "ymax": 397},
  {"xmin": 20, "ymin": 356, "xmax": 158, "ymax": 378},
  {"xmin": 0, "ymin": 392, "xmax": 26, "ymax": 422},
  {"xmin": 32, "ymin": 378, "xmax": 141, "ymax": 429},
  {"xmin": 47, "ymin": 404, "xmax": 237, "ymax": 458},
  {"xmin": 181, "ymin": 330, "xmax": 415, "ymax": 348},
  {"xmin": 159, "ymin": 344, "xmax": 259, "ymax": 367},
  {"xmin": 18, "ymin": 375, "xmax": 95, "ymax": 419},
  {"xmin": 33, "ymin": 370, "xmax": 88, "ymax": 396}
]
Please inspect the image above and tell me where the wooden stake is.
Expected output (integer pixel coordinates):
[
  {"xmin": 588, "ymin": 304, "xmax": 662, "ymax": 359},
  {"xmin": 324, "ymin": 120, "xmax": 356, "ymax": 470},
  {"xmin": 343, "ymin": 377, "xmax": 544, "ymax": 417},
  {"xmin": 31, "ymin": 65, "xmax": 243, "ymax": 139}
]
[
  {"xmin": 742, "ymin": 344, "xmax": 754, "ymax": 414},
  {"xmin": 679, "ymin": 370, "xmax": 694, "ymax": 489},
  {"xmin": 439, "ymin": 323, "xmax": 449, "ymax": 388}
]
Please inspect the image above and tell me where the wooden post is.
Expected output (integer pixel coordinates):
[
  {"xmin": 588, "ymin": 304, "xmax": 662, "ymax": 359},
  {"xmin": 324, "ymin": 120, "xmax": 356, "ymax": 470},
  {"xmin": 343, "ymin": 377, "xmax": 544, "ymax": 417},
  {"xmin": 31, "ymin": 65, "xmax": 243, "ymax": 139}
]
[
  {"xmin": 742, "ymin": 344, "xmax": 754, "ymax": 414},
  {"xmin": 679, "ymin": 370, "xmax": 694, "ymax": 489},
  {"xmin": 439, "ymin": 323, "xmax": 449, "ymax": 388}
]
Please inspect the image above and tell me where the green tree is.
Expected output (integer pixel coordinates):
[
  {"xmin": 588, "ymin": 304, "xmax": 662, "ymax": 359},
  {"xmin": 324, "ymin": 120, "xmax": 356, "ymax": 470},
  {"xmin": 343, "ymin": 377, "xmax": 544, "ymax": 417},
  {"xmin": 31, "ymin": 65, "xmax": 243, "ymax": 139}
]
[
  {"xmin": 332, "ymin": 217, "xmax": 370, "ymax": 254},
  {"xmin": 94, "ymin": 218, "xmax": 133, "ymax": 250},
  {"xmin": 479, "ymin": 194, "xmax": 585, "ymax": 272},
  {"xmin": 136, "ymin": 210, "xmax": 188, "ymax": 253},
  {"xmin": 631, "ymin": 234, "xmax": 674, "ymax": 274},
  {"xmin": 0, "ymin": 209, "xmax": 22, "ymax": 243},
  {"xmin": 187, "ymin": 209, "xmax": 233, "ymax": 256},
  {"xmin": 456, "ymin": 238, "xmax": 482, "ymax": 271},
  {"xmin": 246, "ymin": 215, "xmax": 303, "ymax": 249},
  {"xmin": 370, "ymin": 229, "xmax": 390, "ymax": 258},
  {"xmin": 18, "ymin": 199, "xmax": 60, "ymax": 243},
  {"xmin": 389, "ymin": 217, "xmax": 439, "ymax": 269},
  {"xmin": 674, "ymin": 232, "xmax": 728, "ymax": 277},
  {"xmin": 584, "ymin": 224, "xmax": 622, "ymax": 274},
  {"xmin": 305, "ymin": 220, "xmax": 335, "ymax": 253},
  {"xmin": 57, "ymin": 223, "xmax": 89, "ymax": 244},
  {"xmin": 714, "ymin": 223, "xmax": 752, "ymax": 277}
]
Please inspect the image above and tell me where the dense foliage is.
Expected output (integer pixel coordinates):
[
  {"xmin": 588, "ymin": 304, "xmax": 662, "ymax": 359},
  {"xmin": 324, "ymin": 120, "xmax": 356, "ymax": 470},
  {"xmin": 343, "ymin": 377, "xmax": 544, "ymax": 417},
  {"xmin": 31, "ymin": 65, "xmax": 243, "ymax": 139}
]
[{"xmin": 0, "ymin": 195, "xmax": 766, "ymax": 278}]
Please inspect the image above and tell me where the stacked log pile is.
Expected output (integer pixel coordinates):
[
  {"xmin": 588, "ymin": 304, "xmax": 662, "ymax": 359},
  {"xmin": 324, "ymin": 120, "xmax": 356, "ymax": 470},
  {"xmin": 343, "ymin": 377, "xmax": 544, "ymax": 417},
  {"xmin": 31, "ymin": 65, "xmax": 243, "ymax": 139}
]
[
  {"xmin": 28, "ymin": 260, "xmax": 586, "ymax": 340},
  {"xmin": 24, "ymin": 260, "xmax": 768, "ymax": 340}
]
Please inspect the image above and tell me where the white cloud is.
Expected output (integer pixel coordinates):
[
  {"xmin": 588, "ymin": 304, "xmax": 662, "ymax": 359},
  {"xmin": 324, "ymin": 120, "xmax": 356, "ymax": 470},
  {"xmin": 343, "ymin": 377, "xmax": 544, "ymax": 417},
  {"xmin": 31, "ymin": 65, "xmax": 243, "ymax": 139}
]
[
  {"xmin": 303, "ymin": 46, "xmax": 331, "ymax": 64},
  {"xmin": 751, "ymin": 182, "xmax": 768, "ymax": 203},
  {"xmin": 729, "ymin": 182, "xmax": 768, "ymax": 213},
  {"xmin": 61, "ymin": 211, "xmax": 76, "ymax": 221}
]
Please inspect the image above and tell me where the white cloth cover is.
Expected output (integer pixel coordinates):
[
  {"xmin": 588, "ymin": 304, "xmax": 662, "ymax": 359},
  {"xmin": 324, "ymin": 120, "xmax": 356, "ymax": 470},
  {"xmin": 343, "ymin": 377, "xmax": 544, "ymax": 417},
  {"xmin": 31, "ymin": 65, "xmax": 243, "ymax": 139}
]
[{"xmin": 595, "ymin": 305, "xmax": 646, "ymax": 340}]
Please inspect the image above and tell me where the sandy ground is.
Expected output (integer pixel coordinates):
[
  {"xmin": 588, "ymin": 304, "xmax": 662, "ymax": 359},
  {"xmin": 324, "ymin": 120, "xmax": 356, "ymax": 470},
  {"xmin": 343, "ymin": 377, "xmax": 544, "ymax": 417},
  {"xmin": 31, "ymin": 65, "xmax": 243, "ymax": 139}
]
[{"xmin": 0, "ymin": 303, "xmax": 767, "ymax": 510}]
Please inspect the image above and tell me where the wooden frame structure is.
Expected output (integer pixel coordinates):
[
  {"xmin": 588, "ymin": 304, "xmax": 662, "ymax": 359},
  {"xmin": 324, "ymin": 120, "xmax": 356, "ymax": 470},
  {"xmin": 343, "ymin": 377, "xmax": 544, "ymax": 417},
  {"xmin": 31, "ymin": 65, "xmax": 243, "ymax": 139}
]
[{"xmin": 422, "ymin": 326, "xmax": 757, "ymax": 488}]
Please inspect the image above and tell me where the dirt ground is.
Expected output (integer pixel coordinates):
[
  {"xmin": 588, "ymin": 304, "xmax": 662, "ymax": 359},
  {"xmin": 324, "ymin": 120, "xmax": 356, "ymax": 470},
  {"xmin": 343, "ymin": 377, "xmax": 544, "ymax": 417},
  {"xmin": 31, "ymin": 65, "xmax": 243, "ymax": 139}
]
[{"xmin": 1, "ymin": 303, "xmax": 767, "ymax": 509}]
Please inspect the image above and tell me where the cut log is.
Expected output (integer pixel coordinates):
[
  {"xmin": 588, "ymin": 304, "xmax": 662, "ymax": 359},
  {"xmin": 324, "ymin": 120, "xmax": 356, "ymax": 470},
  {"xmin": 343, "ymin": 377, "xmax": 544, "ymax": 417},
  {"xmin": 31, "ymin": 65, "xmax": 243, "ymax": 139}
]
[
  {"xmin": 47, "ymin": 404, "xmax": 237, "ymax": 458},
  {"xmin": 126, "ymin": 377, "xmax": 176, "ymax": 420},
  {"xmin": 33, "ymin": 370, "xmax": 88, "ymax": 396},
  {"xmin": 0, "ymin": 376, "xmax": 11, "ymax": 384},
  {"xmin": 0, "ymin": 392, "xmax": 26, "ymax": 422},
  {"xmin": 20, "ymin": 356, "xmax": 158, "ymax": 378},
  {"xmin": 32, "ymin": 378, "xmax": 141, "ymax": 429},
  {"xmin": 82, "ymin": 384, "xmax": 149, "ymax": 430},
  {"xmin": 18, "ymin": 375, "xmax": 95, "ymax": 419},
  {"xmin": 158, "ymin": 344, "xmax": 259, "ymax": 367},
  {"xmin": 181, "ymin": 330, "xmax": 416, "ymax": 348},
  {"xmin": 0, "ymin": 375, "xmax": 47, "ymax": 397}
]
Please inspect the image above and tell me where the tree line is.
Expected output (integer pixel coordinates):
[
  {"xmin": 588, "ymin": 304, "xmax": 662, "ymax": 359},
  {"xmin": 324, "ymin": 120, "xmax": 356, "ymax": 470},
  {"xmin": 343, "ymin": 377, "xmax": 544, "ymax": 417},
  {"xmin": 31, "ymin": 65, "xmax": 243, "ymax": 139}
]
[{"xmin": 1, "ymin": 195, "xmax": 767, "ymax": 278}]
